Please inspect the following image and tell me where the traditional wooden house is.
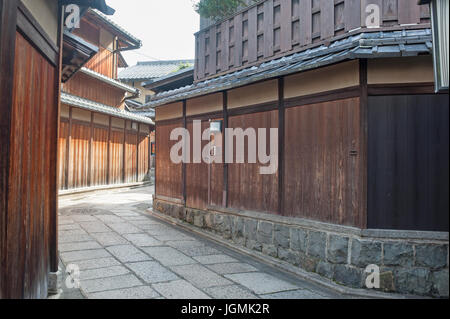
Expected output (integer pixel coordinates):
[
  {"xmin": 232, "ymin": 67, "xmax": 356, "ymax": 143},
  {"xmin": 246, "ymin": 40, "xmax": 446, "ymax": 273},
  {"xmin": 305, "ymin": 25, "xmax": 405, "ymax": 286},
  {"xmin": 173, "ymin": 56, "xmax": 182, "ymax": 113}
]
[
  {"xmin": 0, "ymin": 0, "xmax": 116, "ymax": 299},
  {"xmin": 59, "ymin": 8, "xmax": 154, "ymax": 192},
  {"xmin": 148, "ymin": 0, "xmax": 449, "ymax": 297}
]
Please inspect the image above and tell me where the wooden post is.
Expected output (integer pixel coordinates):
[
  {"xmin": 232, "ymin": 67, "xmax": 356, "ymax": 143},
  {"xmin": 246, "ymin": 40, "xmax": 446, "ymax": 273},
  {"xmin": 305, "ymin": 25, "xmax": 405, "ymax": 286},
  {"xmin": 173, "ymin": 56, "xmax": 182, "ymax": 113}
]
[
  {"xmin": 182, "ymin": 101, "xmax": 187, "ymax": 204},
  {"xmin": 123, "ymin": 120, "xmax": 127, "ymax": 183},
  {"xmin": 0, "ymin": 0, "xmax": 19, "ymax": 298},
  {"xmin": 50, "ymin": 4, "xmax": 64, "ymax": 273},
  {"xmin": 278, "ymin": 77, "xmax": 285, "ymax": 216},
  {"xmin": 88, "ymin": 112, "xmax": 93, "ymax": 187},
  {"xmin": 65, "ymin": 106, "xmax": 72, "ymax": 190},
  {"xmin": 136, "ymin": 123, "xmax": 140, "ymax": 182},
  {"xmin": 359, "ymin": 59, "xmax": 368, "ymax": 229},
  {"xmin": 222, "ymin": 91, "xmax": 228, "ymax": 208},
  {"xmin": 107, "ymin": 116, "xmax": 111, "ymax": 184}
]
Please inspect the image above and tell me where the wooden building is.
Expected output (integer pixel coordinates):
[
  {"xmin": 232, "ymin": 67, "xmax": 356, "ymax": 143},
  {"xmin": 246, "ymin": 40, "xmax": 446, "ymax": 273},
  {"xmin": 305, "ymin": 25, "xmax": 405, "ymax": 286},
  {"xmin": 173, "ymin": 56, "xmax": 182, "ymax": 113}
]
[
  {"xmin": 0, "ymin": 0, "xmax": 117, "ymax": 299},
  {"xmin": 149, "ymin": 0, "xmax": 449, "ymax": 297},
  {"xmin": 59, "ymin": 9, "xmax": 154, "ymax": 192}
]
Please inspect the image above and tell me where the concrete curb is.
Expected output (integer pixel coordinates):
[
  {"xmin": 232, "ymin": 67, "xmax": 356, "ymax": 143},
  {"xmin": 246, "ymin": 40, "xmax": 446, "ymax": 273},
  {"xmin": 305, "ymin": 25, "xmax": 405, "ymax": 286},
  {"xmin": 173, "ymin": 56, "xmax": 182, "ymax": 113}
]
[
  {"xmin": 147, "ymin": 208, "xmax": 428, "ymax": 299},
  {"xmin": 59, "ymin": 182, "xmax": 152, "ymax": 197}
]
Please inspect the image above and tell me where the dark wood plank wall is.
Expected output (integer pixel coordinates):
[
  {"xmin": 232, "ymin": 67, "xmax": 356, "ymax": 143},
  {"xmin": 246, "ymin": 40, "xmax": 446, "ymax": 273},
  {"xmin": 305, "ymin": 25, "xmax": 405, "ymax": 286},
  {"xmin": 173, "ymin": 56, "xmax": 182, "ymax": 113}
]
[
  {"xmin": 3, "ymin": 30, "xmax": 57, "ymax": 298},
  {"xmin": 155, "ymin": 122, "xmax": 183, "ymax": 200},
  {"xmin": 62, "ymin": 72, "xmax": 125, "ymax": 108},
  {"xmin": 368, "ymin": 95, "xmax": 449, "ymax": 231},
  {"xmin": 186, "ymin": 121, "xmax": 210, "ymax": 210},
  {"xmin": 228, "ymin": 110, "xmax": 279, "ymax": 214},
  {"xmin": 195, "ymin": 0, "xmax": 430, "ymax": 81},
  {"xmin": 284, "ymin": 97, "xmax": 364, "ymax": 227},
  {"xmin": 59, "ymin": 108, "xmax": 152, "ymax": 190}
]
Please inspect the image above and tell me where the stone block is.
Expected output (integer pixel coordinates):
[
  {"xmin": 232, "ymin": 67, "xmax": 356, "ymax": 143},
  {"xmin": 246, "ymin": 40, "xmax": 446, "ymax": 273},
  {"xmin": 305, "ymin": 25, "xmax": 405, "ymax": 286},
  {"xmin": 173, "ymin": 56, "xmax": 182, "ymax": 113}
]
[
  {"xmin": 333, "ymin": 265, "xmax": 363, "ymax": 288},
  {"xmin": 244, "ymin": 219, "xmax": 258, "ymax": 241},
  {"xmin": 432, "ymin": 269, "xmax": 449, "ymax": 297},
  {"xmin": 308, "ymin": 231, "xmax": 326, "ymax": 259},
  {"xmin": 273, "ymin": 225, "xmax": 290, "ymax": 249},
  {"xmin": 395, "ymin": 267, "xmax": 432, "ymax": 296},
  {"xmin": 262, "ymin": 244, "xmax": 278, "ymax": 258},
  {"xmin": 257, "ymin": 221, "xmax": 273, "ymax": 245},
  {"xmin": 316, "ymin": 262, "xmax": 334, "ymax": 279},
  {"xmin": 350, "ymin": 239, "xmax": 382, "ymax": 268},
  {"xmin": 278, "ymin": 248, "xmax": 300, "ymax": 266},
  {"xmin": 415, "ymin": 244, "xmax": 447, "ymax": 269},
  {"xmin": 383, "ymin": 242, "xmax": 414, "ymax": 267},
  {"xmin": 290, "ymin": 228, "xmax": 307, "ymax": 253},
  {"xmin": 327, "ymin": 235, "xmax": 348, "ymax": 264}
]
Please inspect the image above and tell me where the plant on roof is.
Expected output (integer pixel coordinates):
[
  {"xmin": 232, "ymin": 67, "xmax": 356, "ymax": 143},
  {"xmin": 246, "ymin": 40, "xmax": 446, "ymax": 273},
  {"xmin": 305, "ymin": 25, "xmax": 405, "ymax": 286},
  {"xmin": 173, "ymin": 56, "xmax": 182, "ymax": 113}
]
[
  {"xmin": 194, "ymin": 0, "xmax": 258, "ymax": 22},
  {"xmin": 173, "ymin": 62, "xmax": 193, "ymax": 73}
]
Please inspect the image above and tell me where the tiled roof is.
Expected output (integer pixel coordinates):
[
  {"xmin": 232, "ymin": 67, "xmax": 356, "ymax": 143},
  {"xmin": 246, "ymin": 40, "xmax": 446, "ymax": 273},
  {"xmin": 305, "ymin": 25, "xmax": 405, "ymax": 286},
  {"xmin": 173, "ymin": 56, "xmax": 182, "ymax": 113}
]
[
  {"xmin": 141, "ymin": 29, "xmax": 432, "ymax": 109},
  {"xmin": 142, "ymin": 66, "xmax": 195, "ymax": 87},
  {"xmin": 89, "ymin": 9, "xmax": 141, "ymax": 46},
  {"xmin": 61, "ymin": 92, "xmax": 154, "ymax": 125},
  {"xmin": 118, "ymin": 60, "xmax": 195, "ymax": 81},
  {"xmin": 80, "ymin": 67, "xmax": 139, "ymax": 94}
]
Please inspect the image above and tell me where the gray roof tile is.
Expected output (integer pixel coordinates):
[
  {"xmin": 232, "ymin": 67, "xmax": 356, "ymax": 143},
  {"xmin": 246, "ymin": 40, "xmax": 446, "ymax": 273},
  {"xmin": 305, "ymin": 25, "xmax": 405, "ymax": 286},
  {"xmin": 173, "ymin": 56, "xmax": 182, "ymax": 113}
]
[{"xmin": 118, "ymin": 60, "xmax": 194, "ymax": 81}]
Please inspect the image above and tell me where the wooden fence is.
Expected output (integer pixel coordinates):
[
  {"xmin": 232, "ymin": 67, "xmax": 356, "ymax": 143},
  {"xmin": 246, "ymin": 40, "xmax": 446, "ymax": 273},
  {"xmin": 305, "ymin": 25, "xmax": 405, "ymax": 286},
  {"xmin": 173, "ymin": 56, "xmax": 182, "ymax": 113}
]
[{"xmin": 59, "ymin": 105, "xmax": 152, "ymax": 191}]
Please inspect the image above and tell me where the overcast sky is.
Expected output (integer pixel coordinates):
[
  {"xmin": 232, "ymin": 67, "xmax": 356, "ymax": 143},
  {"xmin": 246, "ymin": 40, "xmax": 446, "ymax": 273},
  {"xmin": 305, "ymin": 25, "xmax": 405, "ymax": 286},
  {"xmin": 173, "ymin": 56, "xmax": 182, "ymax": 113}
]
[{"xmin": 107, "ymin": 0, "xmax": 200, "ymax": 66}]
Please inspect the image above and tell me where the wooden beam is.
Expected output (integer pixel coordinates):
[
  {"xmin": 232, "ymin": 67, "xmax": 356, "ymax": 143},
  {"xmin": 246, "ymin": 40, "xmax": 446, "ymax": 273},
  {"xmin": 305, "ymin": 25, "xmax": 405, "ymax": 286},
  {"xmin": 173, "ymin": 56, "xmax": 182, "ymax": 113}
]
[
  {"xmin": 222, "ymin": 91, "xmax": 229, "ymax": 208},
  {"xmin": 0, "ymin": 0, "xmax": 19, "ymax": 298},
  {"xmin": 182, "ymin": 101, "xmax": 187, "ymax": 205},
  {"xmin": 136, "ymin": 123, "xmax": 140, "ymax": 182},
  {"xmin": 359, "ymin": 59, "xmax": 368, "ymax": 229},
  {"xmin": 123, "ymin": 120, "xmax": 127, "ymax": 183},
  {"xmin": 65, "ymin": 107, "xmax": 72, "ymax": 190},
  {"xmin": 107, "ymin": 116, "xmax": 111, "ymax": 184},
  {"xmin": 88, "ymin": 112, "xmax": 94, "ymax": 187},
  {"xmin": 278, "ymin": 77, "xmax": 285, "ymax": 216},
  {"xmin": 50, "ymin": 4, "xmax": 64, "ymax": 273}
]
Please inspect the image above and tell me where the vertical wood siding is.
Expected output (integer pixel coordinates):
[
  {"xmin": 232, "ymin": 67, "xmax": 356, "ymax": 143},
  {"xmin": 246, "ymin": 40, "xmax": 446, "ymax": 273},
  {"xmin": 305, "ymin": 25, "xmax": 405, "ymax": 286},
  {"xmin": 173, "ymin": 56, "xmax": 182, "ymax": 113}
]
[
  {"xmin": 5, "ymin": 32, "xmax": 57, "ymax": 298},
  {"xmin": 368, "ymin": 95, "xmax": 449, "ymax": 231},
  {"xmin": 69, "ymin": 123, "xmax": 90, "ymax": 189},
  {"xmin": 125, "ymin": 132, "xmax": 138, "ymax": 183},
  {"xmin": 155, "ymin": 122, "xmax": 183, "ymax": 199},
  {"xmin": 283, "ymin": 97, "xmax": 363, "ymax": 227},
  {"xmin": 138, "ymin": 133, "xmax": 150, "ymax": 182},
  {"xmin": 84, "ymin": 47, "xmax": 115, "ymax": 78},
  {"xmin": 91, "ymin": 127, "xmax": 108, "ymax": 186},
  {"xmin": 228, "ymin": 110, "xmax": 279, "ymax": 214},
  {"xmin": 58, "ymin": 121, "xmax": 68, "ymax": 190},
  {"xmin": 110, "ymin": 130, "xmax": 124, "ymax": 184},
  {"xmin": 195, "ymin": 0, "xmax": 430, "ymax": 81}
]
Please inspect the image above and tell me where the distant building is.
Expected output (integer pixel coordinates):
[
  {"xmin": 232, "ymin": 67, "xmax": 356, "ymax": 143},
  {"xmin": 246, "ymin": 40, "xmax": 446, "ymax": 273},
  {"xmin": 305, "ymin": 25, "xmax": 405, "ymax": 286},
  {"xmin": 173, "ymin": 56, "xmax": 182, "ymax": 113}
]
[{"xmin": 119, "ymin": 60, "xmax": 194, "ymax": 104}]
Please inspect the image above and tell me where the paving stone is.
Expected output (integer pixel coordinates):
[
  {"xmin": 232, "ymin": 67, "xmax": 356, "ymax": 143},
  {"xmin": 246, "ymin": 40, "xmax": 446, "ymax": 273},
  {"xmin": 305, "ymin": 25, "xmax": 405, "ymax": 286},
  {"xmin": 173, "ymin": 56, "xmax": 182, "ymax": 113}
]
[
  {"xmin": 90, "ymin": 232, "xmax": 128, "ymax": 246},
  {"xmin": 95, "ymin": 215, "xmax": 124, "ymax": 224},
  {"xmin": 58, "ymin": 218, "xmax": 74, "ymax": 225},
  {"xmin": 124, "ymin": 233, "xmax": 162, "ymax": 247},
  {"xmin": 59, "ymin": 234, "xmax": 93, "ymax": 244},
  {"xmin": 59, "ymin": 224, "xmax": 82, "ymax": 231},
  {"xmin": 193, "ymin": 254, "xmax": 238, "ymax": 265},
  {"xmin": 89, "ymin": 286, "xmax": 160, "ymax": 299},
  {"xmin": 205, "ymin": 285, "xmax": 259, "ymax": 299},
  {"xmin": 82, "ymin": 274, "xmax": 142, "ymax": 293},
  {"xmin": 126, "ymin": 261, "xmax": 179, "ymax": 283},
  {"xmin": 170, "ymin": 264, "xmax": 232, "ymax": 288},
  {"xmin": 152, "ymin": 280, "xmax": 211, "ymax": 299},
  {"xmin": 123, "ymin": 216, "xmax": 152, "ymax": 222},
  {"xmin": 261, "ymin": 289, "xmax": 328, "ymax": 299},
  {"xmin": 142, "ymin": 224, "xmax": 174, "ymax": 234},
  {"xmin": 224, "ymin": 273, "xmax": 299, "ymax": 295},
  {"xmin": 152, "ymin": 232, "xmax": 194, "ymax": 242},
  {"xmin": 107, "ymin": 223, "xmax": 141, "ymax": 234},
  {"xmin": 71, "ymin": 215, "xmax": 98, "ymax": 222},
  {"xmin": 80, "ymin": 266, "xmax": 130, "ymax": 281},
  {"xmin": 79, "ymin": 222, "xmax": 112, "ymax": 233},
  {"xmin": 113, "ymin": 212, "xmax": 141, "ymax": 217},
  {"xmin": 206, "ymin": 263, "xmax": 258, "ymax": 275},
  {"xmin": 61, "ymin": 249, "xmax": 111, "ymax": 263},
  {"xmin": 107, "ymin": 245, "xmax": 151, "ymax": 263},
  {"xmin": 59, "ymin": 241, "xmax": 102, "ymax": 252},
  {"xmin": 59, "ymin": 229, "xmax": 88, "ymax": 237},
  {"xmin": 142, "ymin": 247, "xmax": 195, "ymax": 266},
  {"xmin": 74, "ymin": 257, "xmax": 121, "ymax": 271},
  {"xmin": 167, "ymin": 241, "xmax": 221, "ymax": 257}
]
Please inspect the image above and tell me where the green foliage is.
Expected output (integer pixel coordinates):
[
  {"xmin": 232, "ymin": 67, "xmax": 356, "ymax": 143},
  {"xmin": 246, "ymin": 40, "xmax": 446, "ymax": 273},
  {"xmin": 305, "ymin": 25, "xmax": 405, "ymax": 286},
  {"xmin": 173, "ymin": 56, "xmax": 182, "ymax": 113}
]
[
  {"xmin": 172, "ymin": 62, "xmax": 193, "ymax": 73},
  {"xmin": 195, "ymin": 0, "xmax": 258, "ymax": 21}
]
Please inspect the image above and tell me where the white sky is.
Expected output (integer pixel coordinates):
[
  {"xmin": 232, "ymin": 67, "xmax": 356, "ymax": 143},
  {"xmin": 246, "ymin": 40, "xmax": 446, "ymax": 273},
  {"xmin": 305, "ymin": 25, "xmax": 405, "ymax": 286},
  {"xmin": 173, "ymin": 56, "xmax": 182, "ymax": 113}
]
[{"xmin": 107, "ymin": 0, "xmax": 200, "ymax": 66}]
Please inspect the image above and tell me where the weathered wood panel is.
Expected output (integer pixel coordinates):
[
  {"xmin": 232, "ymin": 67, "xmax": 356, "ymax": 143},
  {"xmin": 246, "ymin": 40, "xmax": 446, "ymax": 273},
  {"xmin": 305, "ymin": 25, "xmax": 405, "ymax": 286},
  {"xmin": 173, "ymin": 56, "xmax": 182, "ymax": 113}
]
[
  {"xmin": 156, "ymin": 122, "xmax": 183, "ymax": 199},
  {"xmin": 186, "ymin": 121, "xmax": 210, "ymax": 210},
  {"xmin": 284, "ymin": 97, "xmax": 363, "ymax": 227},
  {"xmin": 69, "ymin": 123, "xmax": 90, "ymax": 189},
  {"xmin": 125, "ymin": 132, "xmax": 138, "ymax": 183},
  {"xmin": 368, "ymin": 95, "xmax": 449, "ymax": 231},
  {"xmin": 58, "ymin": 121, "xmax": 69, "ymax": 190},
  {"xmin": 91, "ymin": 127, "xmax": 108, "ymax": 186},
  {"xmin": 84, "ymin": 47, "xmax": 115, "ymax": 78},
  {"xmin": 62, "ymin": 72, "xmax": 125, "ymax": 108},
  {"xmin": 110, "ymin": 130, "xmax": 124, "ymax": 184},
  {"xmin": 228, "ymin": 110, "xmax": 279, "ymax": 214},
  {"xmin": 138, "ymin": 133, "xmax": 150, "ymax": 182},
  {"xmin": 195, "ymin": 0, "xmax": 430, "ymax": 81},
  {"xmin": 5, "ymin": 31, "xmax": 57, "ymax": 298}
]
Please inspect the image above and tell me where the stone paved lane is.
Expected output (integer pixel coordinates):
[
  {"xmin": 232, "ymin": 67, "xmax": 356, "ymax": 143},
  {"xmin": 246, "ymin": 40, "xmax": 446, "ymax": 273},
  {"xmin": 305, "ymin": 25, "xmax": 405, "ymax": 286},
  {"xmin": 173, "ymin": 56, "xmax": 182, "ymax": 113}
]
[{"xmin": 58, "ymin": 186, "xmax": 343, "ymax": 299}]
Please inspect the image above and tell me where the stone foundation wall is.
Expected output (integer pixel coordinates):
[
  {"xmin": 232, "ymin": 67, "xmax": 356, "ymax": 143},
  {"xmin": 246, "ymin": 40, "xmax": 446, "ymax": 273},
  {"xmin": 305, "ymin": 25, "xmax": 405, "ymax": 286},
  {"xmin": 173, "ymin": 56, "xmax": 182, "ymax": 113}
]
[{"xmin": 153, "ymin": 199, "xmax": 449, "ymax": 297}]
